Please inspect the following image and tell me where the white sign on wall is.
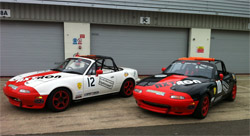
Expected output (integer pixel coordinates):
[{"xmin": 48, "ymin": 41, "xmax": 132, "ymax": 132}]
[
  {"xmin": 0, "ymin": 9, "xmax": 11, "ymax": 17},
  {"xmin": 140, "ymin": 17, "xmax": 150, "ymax": 24}
]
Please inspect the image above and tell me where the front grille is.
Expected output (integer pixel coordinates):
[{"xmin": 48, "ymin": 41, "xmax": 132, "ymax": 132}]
[{"xmin": 142, "ymin": 100, "xmax": 170, "ymax": 108}]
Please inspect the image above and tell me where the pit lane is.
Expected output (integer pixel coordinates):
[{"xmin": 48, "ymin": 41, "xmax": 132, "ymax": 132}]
[{"xmin": 0, "ymin": 75, "xmax": 249, "ymax": 135}]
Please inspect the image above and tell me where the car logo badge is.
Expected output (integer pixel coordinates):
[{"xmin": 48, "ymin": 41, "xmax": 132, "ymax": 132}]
[{"xmin": 77, "ymin": 82, "xmax": 82, "ymax": 90}]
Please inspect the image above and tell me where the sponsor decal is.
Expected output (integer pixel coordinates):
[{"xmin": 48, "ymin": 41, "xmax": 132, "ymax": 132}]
[
  {"xmin": 213, "ymin": 87, "xmax": 217, "ymax": 95},
  {"xmin": 77, "ymin": 82, "xmax": 82, "ymax": 90},
  {"xmin": 216, "ymin": 80, "xmax": 222, "ymax": 94},
  {"xmin": 222, "ymin": 81, "xmax": 229, "ymax": 93},
  {"xmin": 214, "ymin": 95, "xmax": 223, "ymax": 103},
  {"xmin": 84, "ymin": 91, "xmax": 99, "ymax": 96},
  {"xmin": 232, "ymin": 74, "xmax": 236, "ymax": 80},
  {"xmin": 211, "ymin": 97, "xmax": 215, "ymax": 102},
  {"xmin": 75, "ymin": 94, "xmax": 82, "ymax": 99},
  {"xmin": 154, "ymin": 80, "xmax": 201, "ymax": 88},
  {"xmin": 124, "ymin": 72, "xmax": 129, "ymax": 77},
  {"xmin": 146, "ymin": 89, "xmax": 165, "ymax": 96},
  {"xmin": 16, "ymin": 75, "xmax": 61, "ymax": 83},
  {"xmin": 98, "ymin": 76, "xmax": 114, "ymax": 89}
]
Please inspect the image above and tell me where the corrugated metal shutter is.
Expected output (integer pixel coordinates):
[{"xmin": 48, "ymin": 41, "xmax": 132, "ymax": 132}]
[
  {"xmin": 210, "ymin": 30, "xmax": 250, "ymax": 73},
  {"xmin": 0, "ymin": 21, "xmax": 64, "ymax": 76},
  {"xmin": 91, "ymin": 25, "xmax": 188, "ymax": 75}
]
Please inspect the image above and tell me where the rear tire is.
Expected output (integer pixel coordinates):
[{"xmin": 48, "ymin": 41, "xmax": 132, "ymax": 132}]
[
  {"xmin": 227, "ymin": 84, "xmax": 237, "ymax": 101},
  {"xmin": 193, "ymin": 94, "xmax": 210, "ymax": 119},
  {"xmin": 47, "ymin": 88, "xmax": 71, "ymax": 112},
  {"xmin": 120, "ymin": 79, "xmax": 135, "ymax": 97}
]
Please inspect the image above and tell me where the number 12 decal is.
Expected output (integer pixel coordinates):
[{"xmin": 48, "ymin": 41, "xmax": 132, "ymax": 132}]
[{"xmin": 87, "ymin": 77, "xmax": 95, "ymax": 87}]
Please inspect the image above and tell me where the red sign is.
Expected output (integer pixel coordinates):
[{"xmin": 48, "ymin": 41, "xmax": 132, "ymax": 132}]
[
  {"xmin": 197, "ymin": 46, "xmax": 204, "ymax": 53},
  {"xmin": 80, "ymin": 34, "xmax": 85, "ymax": 38}
]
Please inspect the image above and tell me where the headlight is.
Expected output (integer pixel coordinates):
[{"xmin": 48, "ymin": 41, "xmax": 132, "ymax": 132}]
[
  {"xmin": 19, "ymin": 89, "xmax": 30, "ymax": 93},
  {"xmin": 146, "ymin": 89, "xmax": 165, "ymax": 96},
  {"xmin": 134, "ymin": 89, "xmax": 142, "ymax": 93},
  {"xmin": 170, "ymin": 95, "xmax": 185, "ymax": 100},
  {"xmin": 8, "ymin": 84, "xmax": 18, "ymax": 90}
]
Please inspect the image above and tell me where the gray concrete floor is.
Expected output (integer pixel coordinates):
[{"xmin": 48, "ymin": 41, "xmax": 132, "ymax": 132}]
[{"xmin": 0, "ymin": 75, "xmax": 249, "ymax": 135}]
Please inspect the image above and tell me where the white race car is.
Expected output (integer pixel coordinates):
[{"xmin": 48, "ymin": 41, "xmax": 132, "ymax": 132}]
[{"xmin": 3, "ymin": 55, "xmax": 140, "ymax": 111}]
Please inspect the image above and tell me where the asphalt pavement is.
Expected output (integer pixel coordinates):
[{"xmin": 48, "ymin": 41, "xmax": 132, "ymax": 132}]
[
  {"xmin": 16, "ymin": 119, "xmax": 249, "ymax": 136},
  {"xmin": 1, "ymin": 75, "xmax": 249, "ymax": 135}
]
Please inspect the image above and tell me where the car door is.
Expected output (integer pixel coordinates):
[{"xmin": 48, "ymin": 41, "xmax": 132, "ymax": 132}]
[
  {"xmin": 83, "ymin": 60, "xmax": 118, "ymax": 97},
  {"xmin": 97, "ymin": 58, "xmax": 119, "ymax": 94},
  {"xmin": 83, "ymin": 64, "xmax": 102, "ymax": 98},
  {"xmin": 220, "ymin": 62, "xmax": 232, "ymax": 95},
  {"xmin": 214, "ymin": 61, "xmax": 231, "ymax": 97}
]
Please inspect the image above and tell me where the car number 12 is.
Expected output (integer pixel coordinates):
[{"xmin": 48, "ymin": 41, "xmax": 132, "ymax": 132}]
[{"xmin": 87, "ymin": 77, "xmax": 95, "ymax": 87}]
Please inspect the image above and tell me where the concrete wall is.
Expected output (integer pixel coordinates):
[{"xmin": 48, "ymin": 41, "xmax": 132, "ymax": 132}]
[
  {"xmin": 64, "ymin": 22, "xmax": 90, "ymax": 59},
  {"xmin": 188, "ymin": 28, "xmax": 211, "ymax": 58}
]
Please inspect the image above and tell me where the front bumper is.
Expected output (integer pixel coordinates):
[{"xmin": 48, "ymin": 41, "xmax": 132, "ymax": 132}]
[
  {"xmin": 133, "ymin": 91, "xmax": 199, "ymax": 115},
  {"xmin": 3, "ymin": 85, "xmax": 48, "ymax": 109}
]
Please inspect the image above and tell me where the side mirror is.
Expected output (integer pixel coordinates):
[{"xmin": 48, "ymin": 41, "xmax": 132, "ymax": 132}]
[
  {"xmin": 162, "ymin": 67, "xmax": 166, "ymax": 72},
  {"xmin": 219, "ymin": 74, "xmax": 224, "ymax": 80},
  {"xmin": 96, "ymin": 69, "xmax": 103, "ymax": 76}
]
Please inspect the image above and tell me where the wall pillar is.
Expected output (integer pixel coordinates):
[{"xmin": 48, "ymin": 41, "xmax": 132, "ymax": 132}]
[
  {"xmin": 64, "ymin": 22, "xmax": 90, "ymax": 59},
  {"xmin": 188, "ymin": 28, "xmax": 211, "ymax": 57}
]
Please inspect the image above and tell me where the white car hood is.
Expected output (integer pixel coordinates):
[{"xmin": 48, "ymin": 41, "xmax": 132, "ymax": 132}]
[{"xmin": 9, "ymin": 70, "xmax": 77, "ymax": 87}]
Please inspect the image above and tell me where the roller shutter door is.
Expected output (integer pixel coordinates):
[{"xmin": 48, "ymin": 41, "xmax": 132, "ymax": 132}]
[
  {"xmin": 91, "ymin": 25, "xmax": 188, "ymax": 75},
  {"xmin": 0, "ymin": 21, "xmax": 64, "ymax": 76},
  {"xmin": 210, "ymin": 30, "xmax": 249, "ymax": 73}
]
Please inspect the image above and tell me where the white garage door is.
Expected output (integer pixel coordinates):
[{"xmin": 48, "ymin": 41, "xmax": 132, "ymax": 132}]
[
  {"xmin": 0, "ymin": 21, "xmax": 64, "ymax": 76},
  {"xmin": 91, "ymin": 25, "xmax": 188, "ymax": 75},
  {"xmin": 210, "ymin": 30, "xmax": 249, "ymax": 73}
]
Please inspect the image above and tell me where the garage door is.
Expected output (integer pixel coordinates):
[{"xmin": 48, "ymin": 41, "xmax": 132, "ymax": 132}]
[
  {"xmin": 91, "ymin": 25, "xmax": 188, "ymax": 75},
  {"xmin": 0, "ymin": 21, "xmax": 64, "ymax": 76},
  {"xmin": 210, "ymin": 30, "xmax": 249, "ymax": 73}
]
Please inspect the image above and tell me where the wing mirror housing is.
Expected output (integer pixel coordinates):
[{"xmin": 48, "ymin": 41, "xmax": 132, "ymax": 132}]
[
  {"xmin": 219, "ymin": 74, "xmax": 224, "ymax": 80},
  {"xmin": 96, "ymin": 69, "xmax": 103, "ymax": 76},
  {"xmin": 162, "ymin": 67, "xmax": 166, "ymax": 72}
]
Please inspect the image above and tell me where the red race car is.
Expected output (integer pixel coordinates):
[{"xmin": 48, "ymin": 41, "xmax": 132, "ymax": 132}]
[{"xmin": 133, "ymin": 57, "xmax": 237, "ymax": 119}]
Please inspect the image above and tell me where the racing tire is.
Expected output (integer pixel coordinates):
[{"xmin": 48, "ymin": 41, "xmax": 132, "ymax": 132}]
[
  {"xmin": 227, "ymin": 84, "xmax": 237, "ymax": 102},
  {"xmin": 193, "ymin": 94, "xmax": 210, "ymax": 119},
  {"xmin": 120, "ymin": 79, "xmax": 135, "ymax": 97},
  {"xmin": 47, "ymin": 88, "xmax": 72, "ymax": 112}
]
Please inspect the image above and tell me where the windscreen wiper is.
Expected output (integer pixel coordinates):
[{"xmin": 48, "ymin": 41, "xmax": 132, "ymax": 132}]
[
  {"xmin": 51, "ymin": 68, "xmax": 61, "ymax": 72},
  {"xmin": 167, "ymin": 73, "xmax": 184, "ymax": 76},
  {"xmin": 64, "ymin": 71, "xmax": 82, "ymax": 75},
  {"xmin": 188, "ymin": 75, "xmax": 209, "ymax": 78}
]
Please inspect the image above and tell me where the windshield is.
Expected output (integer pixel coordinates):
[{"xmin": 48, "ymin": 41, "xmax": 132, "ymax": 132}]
[
  {"xmin": 52, "ymin": 58, "xmax": 91, "ymax": 74},
  {"xmin": 163, "ymin": 61, "xmax": 214, "ymax": 78}
]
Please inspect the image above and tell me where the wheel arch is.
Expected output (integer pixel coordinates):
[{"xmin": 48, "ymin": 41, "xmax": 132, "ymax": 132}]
[
  {"xmin": 124, "ymin": 77, "xmax": 136, "ymax": 85},
  {"xmin": 48, "ymin": 86, "xmax": 73, "ymax": 100},
  {"xmin": 200, "ymin": 88, "xmax": 213, "ymax": 104}
]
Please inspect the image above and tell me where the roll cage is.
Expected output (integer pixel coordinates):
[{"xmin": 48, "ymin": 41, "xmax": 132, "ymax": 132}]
[
  {"xmin": 79, "ymin": 55, "xmax": 120, "ymax": 72},
  {"xmin": 175, "ymin": 57, "xmax": 228, "ymax": 79}
]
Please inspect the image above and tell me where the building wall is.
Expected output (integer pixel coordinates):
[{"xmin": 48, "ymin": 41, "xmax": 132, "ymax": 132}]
[
  {"xmin": 1, "ymin": 3, "xmax": 249, "ymax": 31},
  {"xmin": 1, "ymin": 0, "xmax": 250, "ymax": 18},
  {"xmin": 64, "ymin": 22, "xmax": 90, "ymax": 58},
  {"xmin": 189, "ymin": 28, "xmax": 211, "ymax": 57}
]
